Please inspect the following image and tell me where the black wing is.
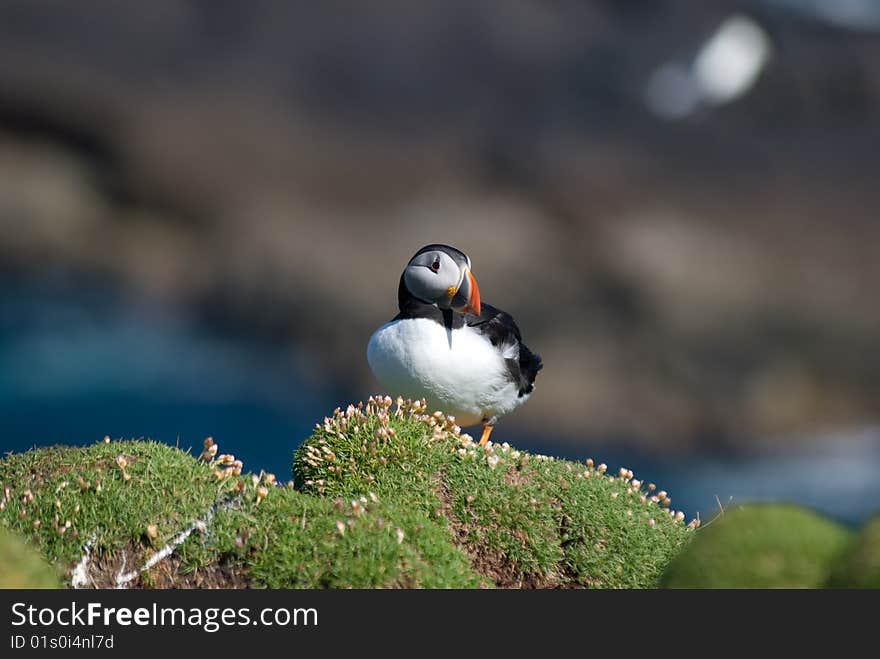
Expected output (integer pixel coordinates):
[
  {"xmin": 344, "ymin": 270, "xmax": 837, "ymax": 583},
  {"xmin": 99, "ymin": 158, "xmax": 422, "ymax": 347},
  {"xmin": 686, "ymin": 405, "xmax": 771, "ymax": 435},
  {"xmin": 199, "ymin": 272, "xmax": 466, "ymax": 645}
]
[{"xmin": 466, "ymin": 303, "xmax": 542, "ymax": 397}]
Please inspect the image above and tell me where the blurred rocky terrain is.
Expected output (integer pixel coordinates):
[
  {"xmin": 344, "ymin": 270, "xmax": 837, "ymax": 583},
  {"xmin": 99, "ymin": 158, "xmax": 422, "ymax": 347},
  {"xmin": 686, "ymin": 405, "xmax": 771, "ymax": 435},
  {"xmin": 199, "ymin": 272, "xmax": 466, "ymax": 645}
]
[{"xmin": 1, "ymin": 0, "xmax": 879, "ymax": 453}]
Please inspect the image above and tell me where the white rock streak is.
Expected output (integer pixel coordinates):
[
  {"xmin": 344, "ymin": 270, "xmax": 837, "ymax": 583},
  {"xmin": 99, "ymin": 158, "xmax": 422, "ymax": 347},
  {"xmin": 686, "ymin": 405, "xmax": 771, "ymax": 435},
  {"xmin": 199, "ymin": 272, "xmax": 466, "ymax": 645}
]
[
  {"xmin": 114, "ymin": 529, "xmax": 187, "ymax": 588},
  {"xmin": 70, "ymin": 532, "xmax": 97, "ymax": 589},
  {"xmin": 113, "ymin": 494, "xmax": 241, "ymax": 589}
]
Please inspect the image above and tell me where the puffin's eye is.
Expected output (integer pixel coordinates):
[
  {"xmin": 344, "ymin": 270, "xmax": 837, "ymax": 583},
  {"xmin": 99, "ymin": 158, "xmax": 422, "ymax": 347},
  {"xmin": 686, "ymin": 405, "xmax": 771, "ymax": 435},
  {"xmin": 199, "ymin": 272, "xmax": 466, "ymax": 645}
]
[{"xmin": 430, "ymin": 258, "xmax": 441, "ymax": 273}]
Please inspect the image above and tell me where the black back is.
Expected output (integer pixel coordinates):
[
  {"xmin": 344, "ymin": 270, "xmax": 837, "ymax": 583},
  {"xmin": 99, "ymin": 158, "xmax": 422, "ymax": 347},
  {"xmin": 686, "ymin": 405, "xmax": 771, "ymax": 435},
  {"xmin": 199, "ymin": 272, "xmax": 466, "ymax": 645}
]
[{"xmin": 395, "ymin": 275, "xmax": 542, "ymax": 397}]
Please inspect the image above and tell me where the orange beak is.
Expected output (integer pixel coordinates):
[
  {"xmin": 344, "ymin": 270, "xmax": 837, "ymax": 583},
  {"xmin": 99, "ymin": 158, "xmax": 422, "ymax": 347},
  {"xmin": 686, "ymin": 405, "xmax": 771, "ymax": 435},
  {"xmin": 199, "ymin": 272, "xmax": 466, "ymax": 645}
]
[{"xmin": 462, "ymin": 269, "xmax": 481, "ymax": 316}]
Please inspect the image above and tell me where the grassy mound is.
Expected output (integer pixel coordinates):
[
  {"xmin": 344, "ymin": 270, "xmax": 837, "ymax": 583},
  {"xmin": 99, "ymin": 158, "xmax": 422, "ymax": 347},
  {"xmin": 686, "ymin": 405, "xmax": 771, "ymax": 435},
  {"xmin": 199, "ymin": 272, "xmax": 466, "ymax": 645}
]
[
  {"xmin": 660, "ymin": 504, "xmax": 854, "ymax": 588},
  {"xmin": 293, "ymin": 398, "xmax": 693, "ymax": 587},
  {"xmin": 829, "ymin": 515, "xmax": 880, "ymax": 588},
  {"xmin": 0, "ymin": 439, "xmax": 243, "ymax": 588},
  {"xmin": 0, "ymin": 397, "xmax": 693, "ymax": 588},
  {"xmin": 0, "ymin": 527, "xmax": 61, "ymax": 588}
]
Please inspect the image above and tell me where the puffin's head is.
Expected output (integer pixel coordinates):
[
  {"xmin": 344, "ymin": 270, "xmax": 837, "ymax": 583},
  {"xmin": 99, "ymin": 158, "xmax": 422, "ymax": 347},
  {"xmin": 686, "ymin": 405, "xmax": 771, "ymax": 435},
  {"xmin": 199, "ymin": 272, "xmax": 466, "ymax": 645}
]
[{"xmin": 403, "ymin": 244, "xmax": 481, "ymax": 315}]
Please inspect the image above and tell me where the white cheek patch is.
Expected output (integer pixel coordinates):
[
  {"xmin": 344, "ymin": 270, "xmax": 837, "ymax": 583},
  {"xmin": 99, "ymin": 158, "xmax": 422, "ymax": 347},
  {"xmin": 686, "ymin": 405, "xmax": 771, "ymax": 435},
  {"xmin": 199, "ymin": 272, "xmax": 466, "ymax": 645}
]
[
  {"xmin": 403, "ymin": 252, "xmax": 461, "ymax": 302},
  {"xmin": 403, "ymin": 266, "xmax": 440, "ymax": 303},
  {"xmin": 435, "ymin": 251, "xmax": 462, "ymax": 289}
]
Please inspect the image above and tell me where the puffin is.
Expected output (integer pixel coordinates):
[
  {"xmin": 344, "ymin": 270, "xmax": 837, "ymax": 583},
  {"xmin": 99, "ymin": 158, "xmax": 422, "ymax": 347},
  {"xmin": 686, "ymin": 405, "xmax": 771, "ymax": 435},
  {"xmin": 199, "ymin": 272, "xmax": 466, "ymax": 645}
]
[{"xmin": 367, "ymin": 244, "xmax": 542, "ymax": 445}]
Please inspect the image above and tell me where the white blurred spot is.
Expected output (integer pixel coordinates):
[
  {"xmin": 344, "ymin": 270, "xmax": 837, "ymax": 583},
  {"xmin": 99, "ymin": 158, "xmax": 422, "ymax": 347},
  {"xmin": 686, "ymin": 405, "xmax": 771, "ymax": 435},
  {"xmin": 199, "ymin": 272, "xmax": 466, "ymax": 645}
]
[
  {"xmin": 644, "ymin": 14, "xmax": 772, "ymax": 119},
  {"xmin": 693, "ymin": 15, "xmax": 772, "ymax": 105}
]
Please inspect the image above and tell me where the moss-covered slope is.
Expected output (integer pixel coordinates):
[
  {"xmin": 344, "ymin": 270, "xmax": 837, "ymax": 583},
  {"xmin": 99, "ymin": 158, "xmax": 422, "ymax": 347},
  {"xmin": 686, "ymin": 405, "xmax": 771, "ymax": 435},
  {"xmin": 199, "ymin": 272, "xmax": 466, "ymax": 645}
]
[
  {"xmin": 0, "ymin": 527, "xmax": 61, "ymax": 588},
  {"xmin": 661, "ymin": 504, "xmax": 854, "ymax": 588},
  {"xmin": 829, "ymin": 515, "xmax": 880, "ymax": 588},
  {"xmin": 0, "ymin": 397, "xmax": 693, "ymax": 588}
]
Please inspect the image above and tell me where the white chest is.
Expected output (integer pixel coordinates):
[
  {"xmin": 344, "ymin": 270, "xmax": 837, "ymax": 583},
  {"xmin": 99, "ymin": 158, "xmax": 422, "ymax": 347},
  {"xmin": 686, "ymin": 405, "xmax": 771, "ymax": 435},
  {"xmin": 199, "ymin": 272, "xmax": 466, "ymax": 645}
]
[{"xmin": 366, "ymin": 317, "xmax": 523, "ymax": 426}]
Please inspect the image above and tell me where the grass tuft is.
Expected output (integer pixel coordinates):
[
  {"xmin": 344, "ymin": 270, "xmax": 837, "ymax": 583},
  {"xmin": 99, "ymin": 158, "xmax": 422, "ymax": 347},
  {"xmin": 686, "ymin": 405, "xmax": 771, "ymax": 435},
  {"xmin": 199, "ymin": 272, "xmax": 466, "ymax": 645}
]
[{"xmin": 292, "ymin": 396, "xmax": 693, "ymax": 588}]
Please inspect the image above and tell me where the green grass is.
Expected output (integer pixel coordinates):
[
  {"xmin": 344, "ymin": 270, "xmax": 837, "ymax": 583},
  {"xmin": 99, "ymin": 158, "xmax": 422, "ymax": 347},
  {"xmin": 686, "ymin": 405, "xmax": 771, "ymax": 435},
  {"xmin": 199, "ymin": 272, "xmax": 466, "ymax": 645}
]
[
  {"xmin": 660, "ymin": 504, "xmax": 854, "ymax": 588},
  {"xmin": 829, "ymin": 515, "xmax": 880, "ymax": 588},
  {"xmin": 6, "ymin": 398, "xmax": 879, "ymax": 588},
  {"xmin": 0, "ymin": 397, "xmax": 695, "ymax": 588},
  {"xmin": 0, "ymin": 527, "xmax": 61, "ymax": 588},
  {"xmin": 0, "ymin": 440, "xmax": 227, "ymax": 564},
  {"xmin": 291, "ymin": 398, "xmax": 693, "ymax": 587}
]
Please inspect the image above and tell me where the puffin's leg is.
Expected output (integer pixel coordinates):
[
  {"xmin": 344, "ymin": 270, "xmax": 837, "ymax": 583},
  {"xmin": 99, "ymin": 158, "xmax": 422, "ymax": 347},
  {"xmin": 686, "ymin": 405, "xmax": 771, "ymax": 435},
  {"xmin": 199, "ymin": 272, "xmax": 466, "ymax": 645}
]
[{"xmin": 478, "ymin": 420, "xmax": 496, "ymax": 446}]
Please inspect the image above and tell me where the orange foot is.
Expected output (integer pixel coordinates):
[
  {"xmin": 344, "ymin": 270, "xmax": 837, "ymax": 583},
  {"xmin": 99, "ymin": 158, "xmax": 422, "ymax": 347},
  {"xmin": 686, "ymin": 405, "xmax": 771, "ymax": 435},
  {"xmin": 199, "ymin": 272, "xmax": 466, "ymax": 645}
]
[{"xmin": 478, "ymin": 424, "xmax": 494, "ymax": 446}]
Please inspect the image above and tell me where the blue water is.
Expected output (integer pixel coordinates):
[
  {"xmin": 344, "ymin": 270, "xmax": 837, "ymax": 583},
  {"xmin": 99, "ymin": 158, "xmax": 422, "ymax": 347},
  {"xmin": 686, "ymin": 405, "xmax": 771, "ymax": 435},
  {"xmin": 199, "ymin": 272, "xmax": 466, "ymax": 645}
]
[
  {"xmin": 2, "ymin": 275, "xmax": 878, "ymax": 526},
  {"xmin": 0, "ymin": 275, "xmax": 341, "ymax": 477}
]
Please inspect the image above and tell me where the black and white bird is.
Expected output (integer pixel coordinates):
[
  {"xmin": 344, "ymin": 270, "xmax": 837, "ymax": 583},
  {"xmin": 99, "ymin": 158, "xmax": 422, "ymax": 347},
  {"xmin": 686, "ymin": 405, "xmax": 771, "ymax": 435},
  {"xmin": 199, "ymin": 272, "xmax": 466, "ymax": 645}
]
[{"xmin": 367, "ymin": 244, "xmax": 542, "ymax": 445}]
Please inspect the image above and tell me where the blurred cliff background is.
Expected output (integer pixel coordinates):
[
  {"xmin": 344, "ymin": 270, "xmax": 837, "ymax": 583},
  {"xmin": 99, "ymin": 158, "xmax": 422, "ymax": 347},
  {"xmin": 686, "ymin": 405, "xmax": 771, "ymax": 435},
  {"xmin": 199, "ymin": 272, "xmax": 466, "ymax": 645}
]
[{"xmin": 2, "ymin": 0, "xmax": 879, "ymax": 523}]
